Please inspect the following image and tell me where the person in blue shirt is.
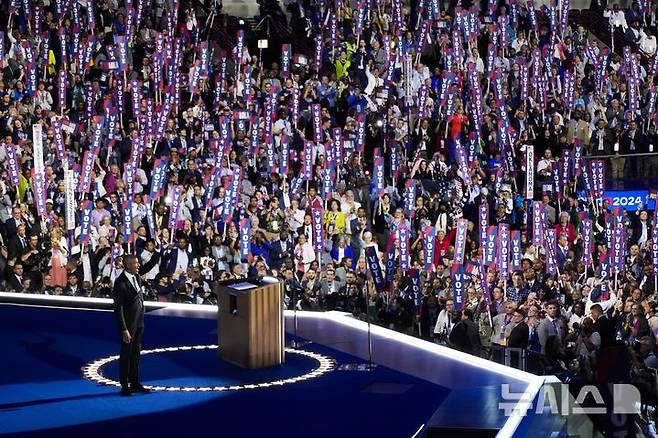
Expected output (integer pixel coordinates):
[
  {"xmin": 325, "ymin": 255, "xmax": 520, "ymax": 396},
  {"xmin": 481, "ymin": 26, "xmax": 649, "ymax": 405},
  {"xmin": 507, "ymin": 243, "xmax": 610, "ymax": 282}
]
[
  {"xmin": 250, "ymin": 230, "xmax": 272, "ymax": 262},
  {"xmin": 316, "ymin": 76, "xmax": 337, "ymax": 108}
]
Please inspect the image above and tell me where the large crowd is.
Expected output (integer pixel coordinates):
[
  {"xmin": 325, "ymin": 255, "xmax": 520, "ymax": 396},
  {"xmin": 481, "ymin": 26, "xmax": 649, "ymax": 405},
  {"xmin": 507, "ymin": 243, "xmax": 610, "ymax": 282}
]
[{"xmin": 2, "ymin": 0, "xmax": 658, "ymax": 402}]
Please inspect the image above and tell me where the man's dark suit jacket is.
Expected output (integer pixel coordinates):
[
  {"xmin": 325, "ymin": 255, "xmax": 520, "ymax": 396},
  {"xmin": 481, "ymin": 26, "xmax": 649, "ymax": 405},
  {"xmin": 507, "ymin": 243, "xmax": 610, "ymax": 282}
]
[
  {"xmin": 3, "ymin": 218, "xmax": 22, "ymax": 242},
  {"xmin": 71, "ymin": 251, "xmax": 100, "ymax": 284},
  {"xmin": 589, "ymin": 130, "xmax": 613, "ymax": 155},
  {"xmin": 507, "ymin": 322, "xmax": 530, "ymax": 349},
  {"xmin": 594, "ymin": 316, "xmax": 617, "ymax": 348},
  {"xmin": 161, "ymin": 248, "xmax": 193, "ymax": 276},
  {"xmin": 6, "ymin": 273, "xmax": 23, "ymax": 292},
  {"xmin": 270, "ymin": 238, "xmax": 294, "ymax": 270},
  {"xmin": 449, "ymin": 319, "xmax": 481, "ymax": 355},
  {"xmin": 620, "ymin": 130, "xmax": 647, "ymax": 154},
  {"xmin": 112, "ymin": 271, "xmax": 145, "ymax": 335},
  {"xmin": 7, "ymin": 235, "xmax": 27, "ymax": 260}
]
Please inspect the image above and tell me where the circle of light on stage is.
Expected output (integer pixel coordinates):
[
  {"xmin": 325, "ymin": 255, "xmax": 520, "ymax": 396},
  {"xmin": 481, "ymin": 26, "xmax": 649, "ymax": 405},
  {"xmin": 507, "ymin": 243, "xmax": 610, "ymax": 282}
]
[{"xmin": 81, "ymin": 345, "xmax": 335, "ymax": 392}]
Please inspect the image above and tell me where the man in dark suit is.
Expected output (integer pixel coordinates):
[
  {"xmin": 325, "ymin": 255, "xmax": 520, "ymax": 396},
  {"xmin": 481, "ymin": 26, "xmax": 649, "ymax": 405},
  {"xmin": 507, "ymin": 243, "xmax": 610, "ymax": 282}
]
[
  {"xmin": 63, "ymin": 272, "xmax": 82, "ymax": 296},
  {"xmin": 270, "ymin": 228, "xmax": 294, "ymax": 271},
  {"xmin": 524, "ymin": 269, "xmax": 541, "ymax": 294},
  {"xmin": 507, "ymin": 309, "xmax": 530, "ymax": 349},
  {"xmin": 555, "ymin": 234, "xmax": 570, "ymax": 270},
  {"xmin": 537, "ymin": 301, "xmax": 566, "ymax": 354},
  {"xmin": 630, "ymin": 209, "xmax": 651, "ymax": 246},
  {"xmin": 591, "ymin": 303, "xmax": 617, "ymax": 348},
  {"xmin": 296, "ymin": 214, "xmax": 314, "ymax": 241},
  {"xmin": 7, "ymin": 262, "xmax": 25, "ymax": 292},
  {"xmin": 620, "ymin": 120, "xmax": 646, "ymax": 177},
  {"xmin": 589, "ymin": 119, "xmax": 613, "ymax": 155},
  {"xmin": 173, "ymin": 128, "xmax": 192, "ymax": 154},
  {"xmin": 161, "ymin": 236, "xmax": 192, "ymax": 276},
  {"xmin": 7, "ymin": 223, "xmax": 29, "ymax": 261},
  {"xmin": 449, "ymin": 309, "xmax": 481, "ymax": 355},
  {"xmin": 185, "ymin": 185, "xmax": 204, "ymax": 224},
  {"xmin": 3, "ymin": 207, "xmax": 25, "ymax": 243},
  {"xmin": 150, "ymin": 203, "xmax": 170, "ymax": 232},
  {"xmin": 156, "ymin": 131, "xmax": 174, "ymax": 158},
  {"xmin": 112, "ymin": 254, "xmax": 149, "ymax": 396}
]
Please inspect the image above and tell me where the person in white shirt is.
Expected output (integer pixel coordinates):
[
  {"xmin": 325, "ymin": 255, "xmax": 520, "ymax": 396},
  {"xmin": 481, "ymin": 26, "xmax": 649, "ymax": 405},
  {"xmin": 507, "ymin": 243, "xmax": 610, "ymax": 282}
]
[
  {"xmin": 536, "ymin": 147, "xmax": 556, "ymax": 178},
  {"xmin": 124, "ymin": 166, "xmax": 148, "ymax": 194},
  {"xmin": 493, "ymin": 47, "xmax": 510, "ymax": 71},
  {"xmin": 98, "ymin": 216, "xmax": 117, "ymax": 239},
  {"xmin": 34, "ymin": 82, "xmax": 53, "ymax": 111},
  {"xmin": 341, "ymin": 190, "xmax": 361, "ymax": 224},
  {"xmin": 567, "ymin": 301, "xmax": 586, "ymax": 331},
  {"xmin": 286, "ymin": 198, "xmax": 305, "ymax": 231},
  {"xmin": 434, "ymin": 299, "xmax": 456, "ymax": 339},
  {"xmin": 640, "ymin": 29, "xmax": 657, "ymax": 57},
  {"xmin": 584, "ymin": 287, "xmax": 617, "ymax": 316},
  {"xmin": 364, "ymin": 64, "xmax": 384, "ymax": 96},
  {"xmin": 409, "ymin": 63, "xmax": 430, "ymax": 95},
  {"xmin": 140, "ymin": 241, "xmax": 161, "ymax": 281},
  {"xmin": 465, "ymin": 47, "xmax": 485, "ymax": 74},
  {"xmin": 293, "ymin": 234, "xmax": 316, "ymax": 272},
  {"xmin": 604, "ymin": 6, "xmax": 628, "ymax": 31},
  {"xmin": 512, "ymin": 35, "xmax": 528, "ymax": 53}
]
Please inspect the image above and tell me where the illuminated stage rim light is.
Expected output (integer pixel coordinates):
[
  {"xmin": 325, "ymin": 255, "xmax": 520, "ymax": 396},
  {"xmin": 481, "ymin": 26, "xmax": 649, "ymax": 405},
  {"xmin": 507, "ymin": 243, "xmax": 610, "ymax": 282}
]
[{"xmin": 81, "ymin": 345, "xmax": 335, "ymax": 392}]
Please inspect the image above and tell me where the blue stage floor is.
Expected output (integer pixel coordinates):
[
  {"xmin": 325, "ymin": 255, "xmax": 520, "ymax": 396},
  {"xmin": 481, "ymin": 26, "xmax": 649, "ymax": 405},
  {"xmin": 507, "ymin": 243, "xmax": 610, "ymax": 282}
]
[{"xmin": 0, "ymin": 304, "xmax": 450, "ymax": 437}]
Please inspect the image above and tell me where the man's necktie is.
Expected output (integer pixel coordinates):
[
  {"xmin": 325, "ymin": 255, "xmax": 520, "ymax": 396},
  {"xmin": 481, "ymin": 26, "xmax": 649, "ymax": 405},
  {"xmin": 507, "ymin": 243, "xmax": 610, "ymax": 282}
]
[{"xmin": 132, "ymin": 277, "xmax": 144, "ymax": 302}]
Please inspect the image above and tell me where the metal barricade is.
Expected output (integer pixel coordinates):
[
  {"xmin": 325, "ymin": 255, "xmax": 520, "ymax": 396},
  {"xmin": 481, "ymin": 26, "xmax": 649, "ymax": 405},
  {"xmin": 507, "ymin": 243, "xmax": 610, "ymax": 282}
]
[{"xmin": 488, "ymin": 345, "xmax": 529, "ymax": 371}]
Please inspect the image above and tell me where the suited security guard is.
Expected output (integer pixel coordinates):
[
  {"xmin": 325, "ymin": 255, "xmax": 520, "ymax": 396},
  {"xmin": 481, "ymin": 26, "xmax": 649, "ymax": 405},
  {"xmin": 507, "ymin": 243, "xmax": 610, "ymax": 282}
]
[{"xmin": 113, "ymin": 254, "xmax": 150, "ymax": 396}]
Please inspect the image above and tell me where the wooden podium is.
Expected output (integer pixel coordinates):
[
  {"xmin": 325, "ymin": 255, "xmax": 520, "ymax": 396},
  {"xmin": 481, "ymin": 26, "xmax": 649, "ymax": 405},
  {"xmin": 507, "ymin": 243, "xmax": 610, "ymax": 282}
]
[{"xmin": 216, "ymin": 277, "xmax": 284, "ymax": 369}]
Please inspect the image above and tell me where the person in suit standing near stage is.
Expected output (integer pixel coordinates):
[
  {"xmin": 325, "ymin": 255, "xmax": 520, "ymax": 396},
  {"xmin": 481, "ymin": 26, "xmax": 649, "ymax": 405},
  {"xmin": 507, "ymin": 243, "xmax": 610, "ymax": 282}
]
[
  {"xmin": 449, "ymin": 309, "xmax": 482, "ymax": 355},
  {"xmin": 113, "ymin": 254, "xmax": 150, "ymax": 396},
  {"xmin": 506, "ymin": 308, "xmax": 530, "ymax": 349},
  {"xmin": 537, "ymin": 300, "xmax": 566, "ymax": 355}
]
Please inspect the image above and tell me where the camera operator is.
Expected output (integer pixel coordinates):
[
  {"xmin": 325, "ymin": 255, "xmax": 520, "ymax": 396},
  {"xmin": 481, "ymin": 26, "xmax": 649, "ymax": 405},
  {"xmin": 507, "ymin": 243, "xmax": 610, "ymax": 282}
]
[
  {"xmin": 282, "ymin": 266, "xmax": 304, "ymax": 310},
  {"xmin": 569, "ymin": 317, "xmax": 601, "ymax": 381},
  {"xmin": 632, "ymin": 336, "xmax": 658, "ymax": 369},
  {"xmin": 343, "ymin": 272, "xmax": 365, "ymax": 317},
  {"xmin": 630, "ymin": 336, "xmax": 658, "ymax": 401},
  {"xmin": 20, "ymin": 234, "xmax": 44, "ymax": 290}
]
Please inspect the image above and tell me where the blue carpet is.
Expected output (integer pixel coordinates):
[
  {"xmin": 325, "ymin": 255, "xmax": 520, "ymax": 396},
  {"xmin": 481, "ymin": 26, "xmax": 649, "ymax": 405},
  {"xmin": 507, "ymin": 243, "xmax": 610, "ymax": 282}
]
[{"xmin": 0, "ymin": 304, "xmax": 450, "ymax": 437}]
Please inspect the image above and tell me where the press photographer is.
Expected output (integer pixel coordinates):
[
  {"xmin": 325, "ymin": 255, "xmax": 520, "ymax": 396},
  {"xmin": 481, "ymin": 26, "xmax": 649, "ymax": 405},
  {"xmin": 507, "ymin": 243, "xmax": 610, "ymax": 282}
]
[{"xmin": 630, "ymin": 336, "xmax": 658, "ymax": 405}]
